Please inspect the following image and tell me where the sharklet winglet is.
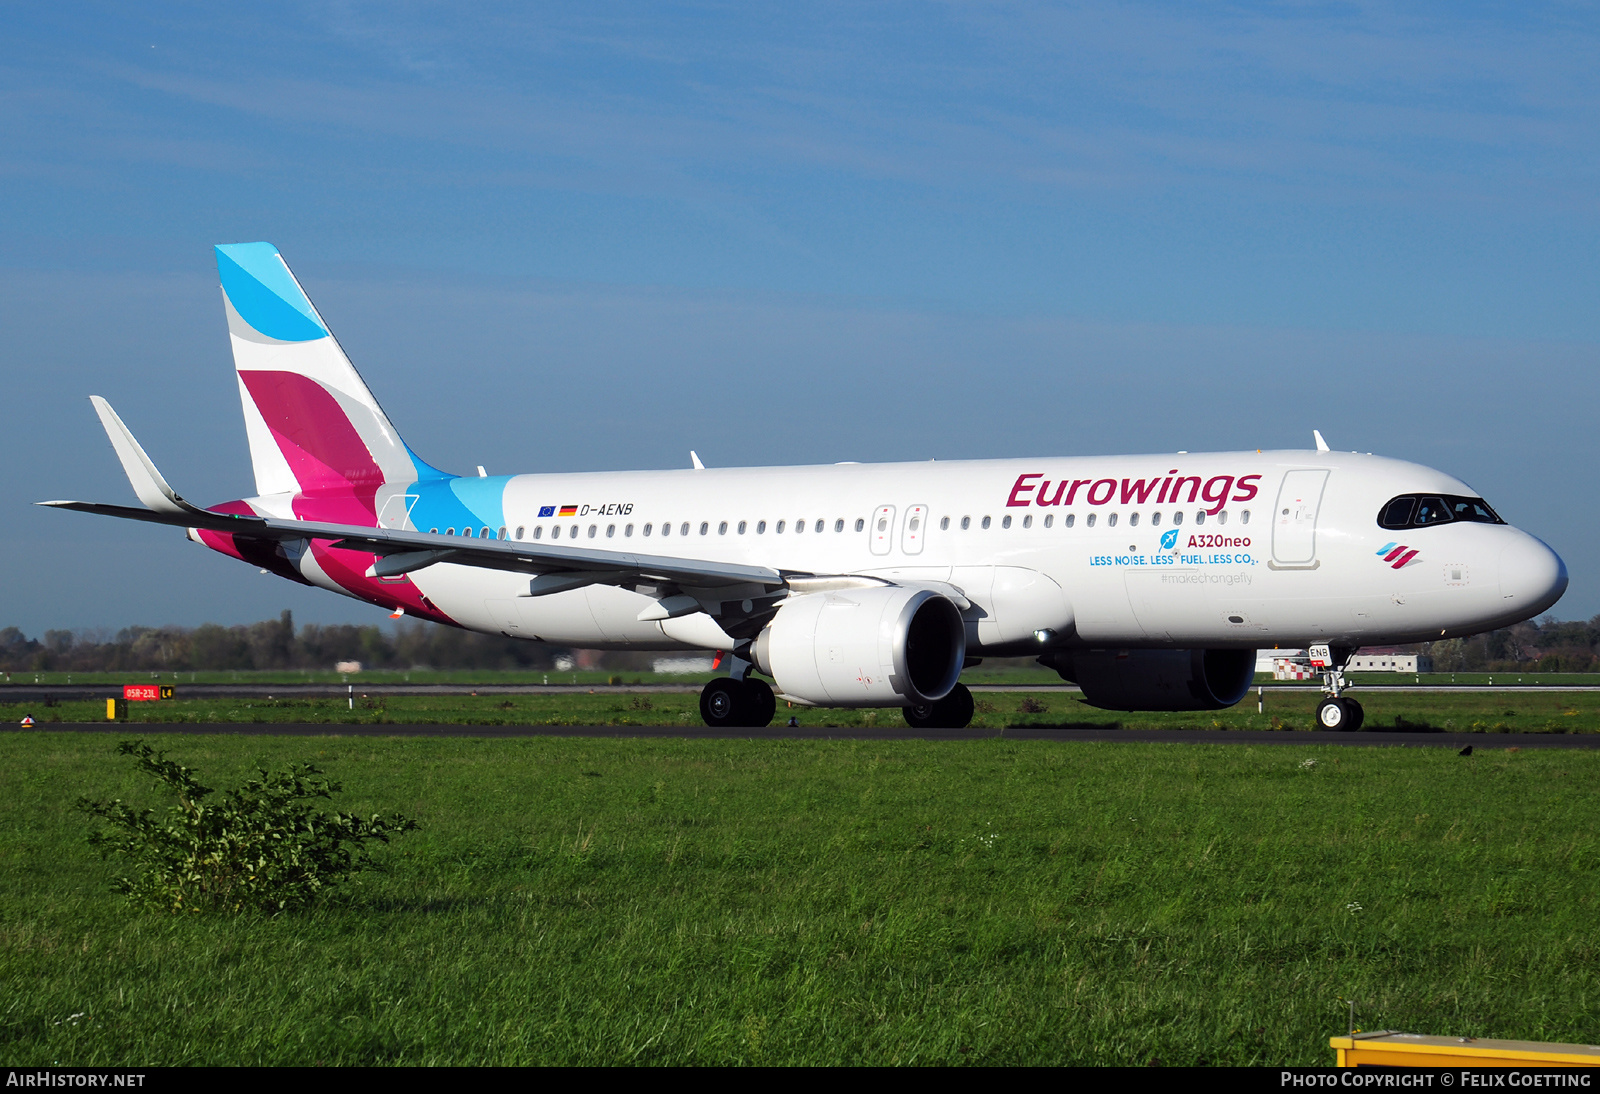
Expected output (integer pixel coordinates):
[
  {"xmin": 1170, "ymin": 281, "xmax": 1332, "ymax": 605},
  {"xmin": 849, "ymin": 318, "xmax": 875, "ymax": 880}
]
[{"xmin": 87, "ymin": 396, "xmax": 206, "ymax": 516}]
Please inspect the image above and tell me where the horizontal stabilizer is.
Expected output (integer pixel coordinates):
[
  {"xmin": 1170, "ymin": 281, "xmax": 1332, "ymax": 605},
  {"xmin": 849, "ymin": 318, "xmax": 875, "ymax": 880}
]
[{"xmin": 88, "ymin": 397, "xmax": 206, "ymax": 516}]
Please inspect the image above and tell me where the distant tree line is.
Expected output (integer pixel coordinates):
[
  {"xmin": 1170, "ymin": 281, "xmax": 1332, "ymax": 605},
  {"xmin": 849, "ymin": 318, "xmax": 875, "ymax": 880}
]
[
  {"xmin": 1422, "ymin": 615, "xmax": 1600, "ymax": 674},
  {"xmin": 0, "ymin": 611, "xmax": 599, "ymax": 674},
  {"xmin": 1, "ymin": 611, "xmax": 1596, "ymax": 675}
]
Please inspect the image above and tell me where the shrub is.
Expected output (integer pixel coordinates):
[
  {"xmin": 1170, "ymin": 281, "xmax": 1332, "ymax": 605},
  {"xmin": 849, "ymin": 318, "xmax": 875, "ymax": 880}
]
[{"xmin": 77, "ymin": 740, "xmax": 417, "ymax": 915}]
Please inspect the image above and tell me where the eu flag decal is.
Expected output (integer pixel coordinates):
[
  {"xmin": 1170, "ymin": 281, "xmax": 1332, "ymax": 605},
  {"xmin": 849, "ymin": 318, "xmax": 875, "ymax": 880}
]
[{"xmin": 538, "ymin": 505, "xmax": 556, "ymax": 518}]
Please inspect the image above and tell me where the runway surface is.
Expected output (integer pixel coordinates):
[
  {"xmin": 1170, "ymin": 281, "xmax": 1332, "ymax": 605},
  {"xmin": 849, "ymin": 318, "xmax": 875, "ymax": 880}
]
[{"xmin": 11, "ymin": 722, "xmax": 1599, "ymax": 748}]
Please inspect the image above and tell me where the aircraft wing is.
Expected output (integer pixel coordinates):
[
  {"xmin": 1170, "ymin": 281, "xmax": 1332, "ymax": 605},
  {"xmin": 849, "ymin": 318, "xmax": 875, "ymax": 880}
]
[{"xmin": 38, "ymin": 498, "xmax": 788, "ymax": 592}]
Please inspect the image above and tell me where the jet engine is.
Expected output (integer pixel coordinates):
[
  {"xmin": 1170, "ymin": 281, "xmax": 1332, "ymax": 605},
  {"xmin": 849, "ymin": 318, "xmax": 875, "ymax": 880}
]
[
  {"xmin": 751, "ymin": 587, "xmax": 965, "ymax": 707},
  {"xmin": 1041, "ymin": 648, "xmax": 1256, "ymax": 711}
]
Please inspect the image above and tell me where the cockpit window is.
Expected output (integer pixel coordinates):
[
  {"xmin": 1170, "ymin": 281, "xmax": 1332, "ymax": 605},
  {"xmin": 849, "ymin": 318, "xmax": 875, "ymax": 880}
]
[
  {"xmin": 1450, "ymin": 497, "xmax": 1503, "ymax": 523},
  {"xmin": 1414, "ymin": 497, "xmax": 1453, "ymax": 525},
  {"xmin": 1379, "ymin": 497, "xmax": 1415, "ymax": 528},
  {"xmin": 1378, "ymin": 494, "xmax": 1505, "ymax": 530}
]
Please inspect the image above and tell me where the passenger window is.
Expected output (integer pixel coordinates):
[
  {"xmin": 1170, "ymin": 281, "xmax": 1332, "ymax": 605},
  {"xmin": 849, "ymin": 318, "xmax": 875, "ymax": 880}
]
[
  {"xmin": 738, "ymin": 521, "xmax": 747, "ymax": 534},
  {"xmin": 1043, "ymin": 514, "xmax": 1053, "ymax": 528},
  {"xmin": 1085, "ymin": 513, "xmax": 1095, "ymax": 527},
  {"xmin": 961, "ymin": 516, "xmax": 971, "ymax": 530},
  {"xmin": 606, "ymin": 524, "xmax": 616, "ymax": 538},
  {"xmin": 718, "ymin": 521, "xmax": 728, "ymax": 535},
  {"xmin": 533, "ymin": 526, "xmax": 543, "ymax": 540},
  {"xmin": 643, "ymin": 523, "xmax": 653, "ymax": 536},
  {"xmin": 876, "ymin": 517, "xmax": 887, "ymax": 532},
  {"xmin": 514, "ymin": 526, "xmax": 524, "ymax": 539},
  {"xmin": 1108, "ymin": 513, "xmax": 1118, "ymax": 527},
  {"xmin": 570, "ymin": 525, "xmax": 579, "ymax": 538},
  {"xmin": 1216, "ymin": 511, "xmax": 1227, "ymax": 526},
  {"xmin": 796, "ymin": 519, "xmax": 806, "ymax": 534},
  {"xmin": 430, "ymin": 527, "xmax": 438, "ymax": 534},
  {"xmin": 757, "ymin": 520, "xmax": 767, "ymax": 533},
  {"xmin": 625, "ymin": 524, "xmax": 633, "ymax": 537},
  {"xmin": 1195, "ymin": 511, "xmax": 1205, "ymax": 526},
  {"xmin": 835, "ymin": 519, "xmax": 844, "ymax": 532},
  {"xmin": 661, "ymin": 522, "xmax": 670, "ymax": 536},
  {"xmin": 1065, "ymin": 514, "xmax": 1075, "ymax": 528},
  {"xmin": 815, "ymin": 519, "xmax": 824, "ymax": 533},
  {"xmin": 855, "ymin": 518, "xmax": 865, "ymax": 532},
  {"xmin": 1022, "ymin": 514, "xmax": 1032, "ymax": 528},
  {"xmin": 1150, "ymin": 512, "xmax": 1160, "ymax": 527},
  {"xmin": 777, "ymin": 520, "xmax": 786, "ymax": 533},
  {"xmin": 698, "ymin": 522, "xmax": 708, "ymax": 535},
  {"xmin": 1001, "ymin": 515, "xmax": 1011, "ymax": 529},
  {"xmin": 940, "ymin": 516, "xmax": 950, "ymax": 531},
  {"xmin": 588, "ymin": 525, "xmax": 597, "ymax": 538},
  {"xmin": 981, "ymin": 516, "xmax": 991, "ymax": 529},
  {"xmin": 1128, "ymin": 513, "xmax": 1139, "ymax": 527},
  {"xmin": 463, "ymin": 527, "xmax": 474, "ymax": 538},
  {"xmin": 498, "ymin": 527, "xmax": 507, "ymax": 539},
  {"xmin": 1240, "ymin": 510, "xmax": 1250, "ymax": 525},
  {"xmin": 680, "ymin": 522, "xmax": 689, "ymax": 536}
]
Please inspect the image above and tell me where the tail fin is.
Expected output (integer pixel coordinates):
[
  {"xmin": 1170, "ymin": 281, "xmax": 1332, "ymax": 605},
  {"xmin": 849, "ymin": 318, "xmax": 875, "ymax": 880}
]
[{"xmin": 216, "ymin": 242, "xmax": 447, "ymax": 496}]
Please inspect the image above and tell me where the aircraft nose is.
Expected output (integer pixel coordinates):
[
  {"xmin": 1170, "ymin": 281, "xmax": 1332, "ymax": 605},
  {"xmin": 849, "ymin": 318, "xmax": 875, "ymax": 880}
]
[{"xmin": 1498, "ymin": 533, "xmax": 1567, "ymax": 617}]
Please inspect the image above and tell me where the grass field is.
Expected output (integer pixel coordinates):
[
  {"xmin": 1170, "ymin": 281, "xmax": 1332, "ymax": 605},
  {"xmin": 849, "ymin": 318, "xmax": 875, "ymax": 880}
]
[
  {"xmin": 6, "ymin": 687, "xmax": 1600, "ymax": 733},
  {"xmin": 3, "ymin": 731, "xmax": 1599, "ymax": 1065}
]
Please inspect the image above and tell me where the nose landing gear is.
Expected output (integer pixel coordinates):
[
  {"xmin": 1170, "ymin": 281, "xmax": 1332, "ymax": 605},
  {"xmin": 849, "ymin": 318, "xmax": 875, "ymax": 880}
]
[{"xmin": 1311, "ymin": 644, "xmax": 1364, "ymax": 732}]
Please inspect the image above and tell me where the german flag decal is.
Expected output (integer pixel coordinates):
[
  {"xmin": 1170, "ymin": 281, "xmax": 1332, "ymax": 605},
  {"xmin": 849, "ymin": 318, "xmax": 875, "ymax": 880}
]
[{"xmin": 558, "ymin": 505, "xmax": 579, "ymax": 517}]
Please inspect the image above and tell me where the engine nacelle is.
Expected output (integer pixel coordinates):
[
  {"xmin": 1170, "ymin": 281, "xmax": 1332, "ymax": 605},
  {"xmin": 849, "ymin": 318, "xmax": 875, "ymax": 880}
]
[
  {"xmin": 1042, "ymin": 648, "xmax": 1256, "ymax": 711},
  {"xmin": 752, "ymin": 587, "xmax": 965, "ymax": 707}
]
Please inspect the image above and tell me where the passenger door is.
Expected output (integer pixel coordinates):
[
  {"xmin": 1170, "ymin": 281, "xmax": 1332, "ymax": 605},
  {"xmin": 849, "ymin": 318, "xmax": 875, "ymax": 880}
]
[{"xmin": 1271, "ymin": 470, "xmax": 1329, "ymax": 568}]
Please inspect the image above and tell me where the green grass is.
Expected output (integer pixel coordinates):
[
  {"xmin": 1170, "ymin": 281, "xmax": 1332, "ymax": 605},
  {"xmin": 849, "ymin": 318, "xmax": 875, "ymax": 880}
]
[
  {"xmin": 3, "ymin": 733, "xmax": 1599, "ymax": 1064},
  {"xmin": 7, "ymin": 688, "xmax": 1600, "ymax": 732}
]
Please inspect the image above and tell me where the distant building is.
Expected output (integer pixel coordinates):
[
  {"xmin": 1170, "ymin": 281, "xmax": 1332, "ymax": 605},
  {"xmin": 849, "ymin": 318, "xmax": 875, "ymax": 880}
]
[
  {"xmin": 334, "ymin": 660, "xmax": 361, "ymax": 674},
  {"xmin": 653, "ymin": 657, "xmax": 717, "ymax": 675},
  {"xmin": 1348, "ymin": 651, "xmax": 1432, "ymax": 673},
  {"xmin": 1256, "ymin": 648, "xmax": 1432, "ymax": 678}
]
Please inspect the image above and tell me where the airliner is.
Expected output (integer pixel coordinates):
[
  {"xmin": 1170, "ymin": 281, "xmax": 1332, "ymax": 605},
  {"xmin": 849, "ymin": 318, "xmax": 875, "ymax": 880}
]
[{"xmin": 43, "ymin": 243, "xmax": 1569, "ymax": 731}]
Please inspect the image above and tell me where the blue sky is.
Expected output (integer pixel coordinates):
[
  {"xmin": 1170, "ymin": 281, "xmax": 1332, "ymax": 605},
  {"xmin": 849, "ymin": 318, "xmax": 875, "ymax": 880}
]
[{"xmin": 4, "ymin": 3, "xmax": 1598, "ymax": 635}]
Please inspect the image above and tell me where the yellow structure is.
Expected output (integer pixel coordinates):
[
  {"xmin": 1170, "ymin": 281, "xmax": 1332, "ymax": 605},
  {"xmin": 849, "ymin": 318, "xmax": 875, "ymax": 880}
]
[{"xmin": 1332, "ymin": 1031, "xmax": 1600, "ymax": 1067}]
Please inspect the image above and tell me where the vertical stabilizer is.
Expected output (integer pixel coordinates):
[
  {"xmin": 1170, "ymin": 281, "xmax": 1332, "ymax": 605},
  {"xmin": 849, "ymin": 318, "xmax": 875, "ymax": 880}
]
[{"xmin": 216, "ymin": 242, "xmax": 445, "ymax": 496}]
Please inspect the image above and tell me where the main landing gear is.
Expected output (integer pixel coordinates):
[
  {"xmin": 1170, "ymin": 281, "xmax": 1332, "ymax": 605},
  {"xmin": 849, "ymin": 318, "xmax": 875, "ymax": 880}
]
[
  {"xmin": 698, "ymin": 676, "xmax": 777, "ymax": 728},
  {"xmin": 902, "ymin": 683, "xmax": 975, "ymax": 729},
  {"xmin": 1313, "ymin": 645, "xmax": 1364, "ymax": 732}
]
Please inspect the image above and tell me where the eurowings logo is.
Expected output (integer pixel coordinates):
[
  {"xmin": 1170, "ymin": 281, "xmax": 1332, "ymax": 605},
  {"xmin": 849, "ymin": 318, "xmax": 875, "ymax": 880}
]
[
  {"xmin": 1376, "ymin": 543, "xmax": 1419, "ymax": 569},
  {"xmin": 1160, "ymin": 528, "xmax": 1180, "ymax": 551}
]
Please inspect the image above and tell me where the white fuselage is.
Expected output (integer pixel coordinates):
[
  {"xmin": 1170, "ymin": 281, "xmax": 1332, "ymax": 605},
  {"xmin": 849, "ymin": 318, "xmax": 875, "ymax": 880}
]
[{"xmin": 261, "ymin": 449, "xmax": 1567, "ymax": 653}]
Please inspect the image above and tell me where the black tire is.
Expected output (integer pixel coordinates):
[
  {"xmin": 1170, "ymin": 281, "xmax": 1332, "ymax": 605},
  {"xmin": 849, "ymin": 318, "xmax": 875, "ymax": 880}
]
[
  {"xmin": 1345, "ymin": 699, "xmax": 1365, "ymax": 732},
  {"xmin": 1316, "ymin": 696, "xmax": 1352, "ymax": 731},
  {"xmin": 744, "ymin": 679, "xmax": 777, "ymax": 727},
  {"xmin": 700, "ymin": 678, "xmax": 747, "ymax": 727},
  {"xmin": 938, "ymin": 683, "xmax": 975, "ymax": 728},
  {"xmin": 902, "ymin": 683, "xmax": 975, "ymax": 729}
]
